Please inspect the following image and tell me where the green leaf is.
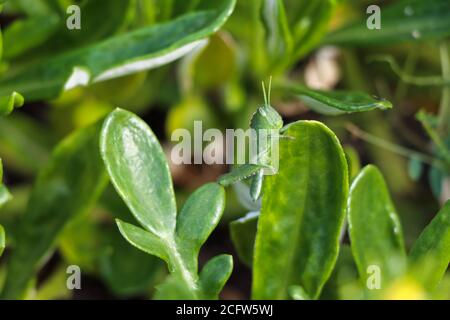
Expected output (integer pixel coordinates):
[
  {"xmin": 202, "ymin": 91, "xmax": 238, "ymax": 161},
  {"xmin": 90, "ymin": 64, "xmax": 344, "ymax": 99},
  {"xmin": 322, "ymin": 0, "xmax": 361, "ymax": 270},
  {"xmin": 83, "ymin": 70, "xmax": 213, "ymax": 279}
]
[
  {"xmin": 344, "ymin": 145, "xmax": 361, "ymax": 181},
  {"xmin": 348, "ymin": 165, "xmax": 407, "ymax": 289},
  {"xmin": 101, "ymin": 108, "xmax": 176, "ymax": 235},
  {"xmin": 36, "ymin": 0, "xmax": 132, "ymax": 57},
  {"xmin": 175, "ymin": 182, "xmax": 226, "ymax": 275},
  {"xmin": 327, "ymin": 0, "xmax": 450, "ymax": 46},
  {"xmin": 289, "ymin": 0, "xmax": 337, "ymax": 63},
  {"xmin": 230, "ymin": 211, "xmax": 259, "ymax": 267},
  {"xmin": 199, "ymin": 254, "xmax": 233, "ymax": 299},
  {"xmin": 2, "ymin": 14, "xmax": 60, "ymax": 59},
  {"xmin": 116, "ymin": 220, "xmax": 170, "ymax": 264},
  {"xmin": 252, "ymin": 121, "xmax": 348, "ymax": 299},
  {"xmin": 14, "ymin": 0, "xmax": 57, "ymax": 16},
  {"xmin": 261, "ymin": 0, "xmax": 292, "ymax": 70},
  {"xmin": 0, "ymin": 0, "xmax": 236, "ymax": 101},
  {"xmin": 0, "ymin": 92, "xmax": 24, "ymax": 116},
  {"xmin": 285, "ymin": 84, "xmax": 392, "ymax": 115},
  {"xmin": 409, "ymin": 200, "xmax": 450, "ymax": 289},
  {"xmin": 99, "ymin": 229, "xmax": 164, "ymax": 297},
  {"xmin": 0, "ymin": 121, "xmax": 108, "ymax": 299},
  {"xmin": 101, "ymin": 109, "xmax": 230, "ymax": 299}
]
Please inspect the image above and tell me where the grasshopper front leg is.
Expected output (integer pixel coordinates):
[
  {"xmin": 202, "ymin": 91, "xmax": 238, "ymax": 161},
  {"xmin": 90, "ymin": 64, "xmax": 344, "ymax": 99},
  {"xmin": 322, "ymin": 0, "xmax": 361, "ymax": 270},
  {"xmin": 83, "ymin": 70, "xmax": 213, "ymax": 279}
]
[{"xmin": 250, "ymin": 169, "xmax": 264, "ymax": 202}]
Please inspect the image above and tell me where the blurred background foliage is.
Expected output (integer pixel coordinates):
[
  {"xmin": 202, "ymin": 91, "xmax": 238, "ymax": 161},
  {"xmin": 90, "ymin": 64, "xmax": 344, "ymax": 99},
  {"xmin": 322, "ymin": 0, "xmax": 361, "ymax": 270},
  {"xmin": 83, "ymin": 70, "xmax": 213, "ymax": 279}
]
[{"xmin": 0, "ymin": 0, "xmax": 449, "ymax": 299}]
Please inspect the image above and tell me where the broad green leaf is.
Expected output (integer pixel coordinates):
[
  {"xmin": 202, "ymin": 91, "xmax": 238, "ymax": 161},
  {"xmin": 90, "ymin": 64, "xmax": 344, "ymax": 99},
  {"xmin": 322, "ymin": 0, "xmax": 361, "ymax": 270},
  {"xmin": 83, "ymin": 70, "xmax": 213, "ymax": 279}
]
[
  {"xmin": 409, "ymin": 201, "xmax": 450, "ymax": 289},
  {"xmin": 348, "ymin": 165, "xmax": 407, "ymax": 290},
  {"xmin": 218, "ymin": 164, "xmax": 267, "ymax": 187},
  {"xmin": 253, "ymin": 121, "xmax": 348, "ymax": 299},
  {"xmin": 0, "ymin": 121, "xmax": 108, "ymax": 299},
  {"xmin": 0, "ymin": 92, "xmax": 24, "ymax": 116},
  {"xmin": 199, "ymin": 254, "xmax": 233, "ymax": 299},
  {"xmin": 101, "ymin": 108, "xmax": 176, "ymax": 234},
  {"xmin": 101, "ymin": 109, "xmax": 230, "ymax": 299},
  {"xmin": 36, "ymin": 0, "xmax": 132, "ymax": 57},
  {"xmin": 230, "ymin": 211, "xmax": 259, "ymax": 267},
  {"xmin": 327, "ymin": 0, "xmax": 450, "ymax": 46},
  {"xmin": 0, "ymin": 0, "xmax": 236, "ymax": 101},
  {"xmin": 285, "ymin": 84, "xmax": 392, "ymax": 115}
]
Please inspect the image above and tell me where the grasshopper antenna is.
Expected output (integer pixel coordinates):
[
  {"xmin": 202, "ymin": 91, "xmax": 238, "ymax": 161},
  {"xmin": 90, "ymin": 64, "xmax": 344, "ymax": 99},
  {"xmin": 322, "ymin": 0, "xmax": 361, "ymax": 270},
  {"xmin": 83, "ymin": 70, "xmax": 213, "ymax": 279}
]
[
  {"xmin": 261, "ymin": 76, "xmax": 273, "ymax": 106},
  {"xmin": 262, "ymin": 81, "xmax": 268, "ymax": 106}
]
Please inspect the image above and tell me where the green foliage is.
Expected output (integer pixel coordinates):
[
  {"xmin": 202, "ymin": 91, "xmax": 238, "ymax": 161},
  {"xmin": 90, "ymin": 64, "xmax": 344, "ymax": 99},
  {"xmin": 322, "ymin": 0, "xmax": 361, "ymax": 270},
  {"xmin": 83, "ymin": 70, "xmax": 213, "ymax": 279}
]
[
  {"xmin": 410, "ymin": 201, "xmax": 450, "ymax": 290},
  {"xmin": 0, "ymin": 0, "xmax": 449, "ymax": 302},
  {"xmin": 0, "ymin": 0, "xmax": 236, "ymax": 101},
  {"xmin": 328, "ymin": 0, "xmax": 450, "ymax": 46},
  {"xmin": 348, "ymin": 165, "xmax": 450, "ymax": 298},
  {"xmin": 348, "ymin": 166, "xmax": 407, "ymax": 288},
  {"xmin": 0, "ymin": 92, "xmax": 24, "ymax": 117},
  {"xmin": 100, "ymin": 109, "xmax": 232, "ymax": 299},
  {"xmin": 1, "ymin": 121, "xmax": 108, "ymax": 299},
  {"xmin": 252, "ymin": 121, "xmax": 348, "ymax": 299},
  {"xmin": 286, "ymin": 84, "xmax": 392, "ymax": 115}
]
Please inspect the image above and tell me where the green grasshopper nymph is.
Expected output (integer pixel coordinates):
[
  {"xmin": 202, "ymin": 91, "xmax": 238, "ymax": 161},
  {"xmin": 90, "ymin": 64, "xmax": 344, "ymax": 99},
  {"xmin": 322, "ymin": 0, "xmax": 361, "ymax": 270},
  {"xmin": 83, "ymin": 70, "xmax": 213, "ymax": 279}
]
[{"xmin": 218, "ymin": 78, "xmax": 288, "ymax": 201}]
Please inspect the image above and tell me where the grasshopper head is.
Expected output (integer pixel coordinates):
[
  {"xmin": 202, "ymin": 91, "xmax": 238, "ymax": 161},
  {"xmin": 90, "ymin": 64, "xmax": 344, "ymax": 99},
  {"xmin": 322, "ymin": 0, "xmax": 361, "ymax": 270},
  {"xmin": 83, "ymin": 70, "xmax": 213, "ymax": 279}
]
[
  {"xmin": 250, "ymin": 104, "xmax": 283, "ymax": 130},
  {"xmin": 250, "ymin": 78, "xmax": 283, "ymax": 130}
]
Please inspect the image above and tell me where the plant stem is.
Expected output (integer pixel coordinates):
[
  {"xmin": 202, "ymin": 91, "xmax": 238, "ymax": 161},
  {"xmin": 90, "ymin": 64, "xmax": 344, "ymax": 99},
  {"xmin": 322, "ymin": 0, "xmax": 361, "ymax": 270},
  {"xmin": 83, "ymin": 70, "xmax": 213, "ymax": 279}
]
[
  {"xmin": 167, "ymin": 238, "xmax": 199, "ymax": 298},
  {"xmin": 346, "ymin": 123, "xmax": 448, "ymax": 171},
  {"xmin": 438, "ymin": 41, "xmax": 450, "ymax": 136},
  {"xmin": 394, "ymin": 50, "xmax": 418, "ymax": 103}
]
